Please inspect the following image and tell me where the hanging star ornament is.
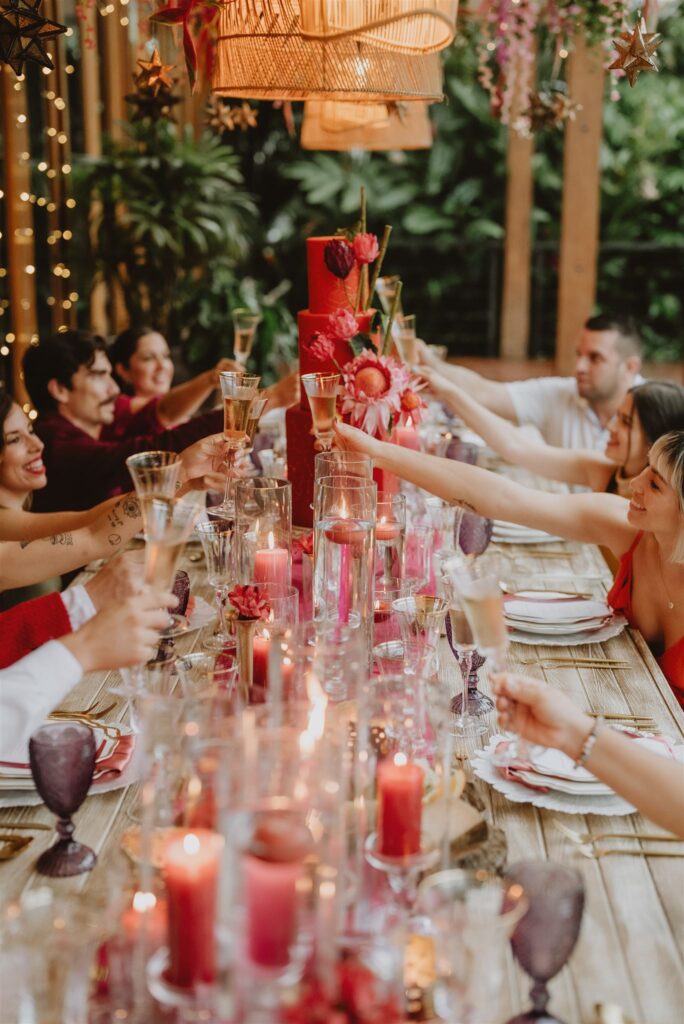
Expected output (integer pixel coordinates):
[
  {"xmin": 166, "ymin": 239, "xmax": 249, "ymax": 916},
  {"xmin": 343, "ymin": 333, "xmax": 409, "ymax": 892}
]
[
  {"xmin": 135, "ymin": 47, "xmax": 175, "ymax": 94},
  {"xmin": 125, "ymin": 72, "xmax": 181, "ymax": 123},
  {"xmin": 609, "ymin": 19, "xmax": 663, "ymax": 87},
  {"xmin": 205, "ymin": 95, "xmax": 257, "ymax": 133},
  {"xmin": 0, "ymin": 0, "xmax": 67, "ymax": 77}
]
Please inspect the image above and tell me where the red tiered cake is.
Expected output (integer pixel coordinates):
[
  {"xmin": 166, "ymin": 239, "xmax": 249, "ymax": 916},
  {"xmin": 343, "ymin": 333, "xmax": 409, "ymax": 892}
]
[{"xmin": 286, "ymin": 237, "xmax": 376, "ymax": 526}]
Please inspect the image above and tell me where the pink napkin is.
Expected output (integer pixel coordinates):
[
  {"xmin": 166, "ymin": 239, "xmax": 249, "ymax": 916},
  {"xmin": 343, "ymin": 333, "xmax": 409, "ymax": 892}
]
[{"xmin": 92, "ymin": 734, "xmax": 135, "ymax": 784}]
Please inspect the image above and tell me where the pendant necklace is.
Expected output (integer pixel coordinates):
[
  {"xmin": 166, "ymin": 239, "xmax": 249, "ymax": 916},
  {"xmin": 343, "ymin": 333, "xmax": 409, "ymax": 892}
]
[{"xmin": 657, "ymin": 549, "xmax": 676, "ymax": 611}]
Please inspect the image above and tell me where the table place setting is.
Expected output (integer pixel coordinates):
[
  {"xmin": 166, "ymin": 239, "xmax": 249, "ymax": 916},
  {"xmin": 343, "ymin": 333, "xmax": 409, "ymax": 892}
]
[
  {"xmin": 503, "ymin": 594, "xmax": 628, "ymax": 646},
  {"xmin": 492, "ymin": 520, "xmax": 563, "ymax": 545}
]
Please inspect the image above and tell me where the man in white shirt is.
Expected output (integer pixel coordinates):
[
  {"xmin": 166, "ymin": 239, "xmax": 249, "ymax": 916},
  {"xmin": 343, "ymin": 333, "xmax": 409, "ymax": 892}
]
[{"xmin": 419, "ymin": 314, "xmax": 644, "ymax": 451}]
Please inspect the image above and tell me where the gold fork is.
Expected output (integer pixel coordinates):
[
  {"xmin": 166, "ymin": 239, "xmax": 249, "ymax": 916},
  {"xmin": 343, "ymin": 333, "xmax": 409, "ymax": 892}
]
[
  {"xmin": 553, "ymin": 820, "xmax": 682, "ymax": 845},
  {"xmin": 516, "ymin": 658, "xmax": 631, "ymax": 668},
  {"xmin": 578, "ymin": 844, "xmax": 684, "ymax": 859},
  {"xmin": 0, "ymin": 834, "xmax": 33, "ymax": 860}
]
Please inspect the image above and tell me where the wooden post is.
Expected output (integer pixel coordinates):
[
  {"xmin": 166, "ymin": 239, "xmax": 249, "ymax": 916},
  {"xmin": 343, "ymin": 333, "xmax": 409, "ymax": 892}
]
[
  {"xmin": 0, "ymin": 67, "xmax": 38, "ymax": 405},
  {"xmin": 102, "ymin": 6, "xmax": 125, "ymax": 140},
  {"xmin": 500, "ymin": 128, "xmax": 534, "ymax": 358},
  {"xmin": 556, "ymin": 33, "xmax": 605, "ymax": 374}
]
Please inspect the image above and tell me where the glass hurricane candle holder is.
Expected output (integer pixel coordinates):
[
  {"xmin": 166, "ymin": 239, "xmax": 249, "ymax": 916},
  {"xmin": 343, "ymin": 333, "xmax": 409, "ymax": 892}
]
[
  {"xmin": 235, "ymin": 478, "xmax": 292, "ymax": 586},
  {"xmin": 354, "ymin": 674, "xmax": 454, "ymax": 923},
  {"xmin": 313, "ymin": 475, "xmax": 376, "ymax": 658},
  {"xmin": 196, "ymin": 519, "xmax": 236, "ymax": 653},
  {"xmin": 301, "ymin": 373, "xmax": 340, "ymax": 451},
  {"xmin": 274, "ymin": 620, "xmax": 368, "ymax": 705},
  {"xmin": 232, "ymin": 307, "xmax": 262, "ymax": 368},
  {"xmin": 252, "ymin": 583, "xmax": 299, "ymax": 702},
  {"xmin": 376, "ymin": 491, "xmax": 406, "ymax": 583},
  {"xmin": 216, "ymin": 371, "xmax": 261, "ymax": 516}
]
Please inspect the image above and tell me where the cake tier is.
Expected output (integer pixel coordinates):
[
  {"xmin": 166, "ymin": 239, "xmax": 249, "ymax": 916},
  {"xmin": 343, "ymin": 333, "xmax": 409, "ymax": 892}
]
[
  {"xmin": 286, "ymin": 403, "xmax": 317, "ymax": 527},
  {"xmin": 307, "ymin": 236, "xmax": 362, "ymax": 315},
  {"xmin": 298, "ymin": 309, "xmax": 375, "ymax": 408}
]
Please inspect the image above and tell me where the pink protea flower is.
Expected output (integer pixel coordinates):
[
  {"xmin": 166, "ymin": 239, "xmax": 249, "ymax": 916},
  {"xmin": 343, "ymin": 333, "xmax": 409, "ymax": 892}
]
[
  {"xmin": 352, "ymin": 232, "xmax": 379, "ymax": 265},
  {"xmin": 324, "ymin": 238, "xmax": 355, "ymax": 279},
  {"xmin": 327, "ymin": 308, "xmax": 358, "ymax": 343},
  {"xmin": 228, "ymin": 585, "xmax": 271, "ymax": 621},
  {"xmin": 340, "ymin": 350, "xmax": 414, "ymax": 439},
  {"xmin": 309, "ymin": 332, "xmax": 336, "ymax": 363},
  {"xmin": 293, "ymin": 532, "xmax": 314, "ymax": 557}
]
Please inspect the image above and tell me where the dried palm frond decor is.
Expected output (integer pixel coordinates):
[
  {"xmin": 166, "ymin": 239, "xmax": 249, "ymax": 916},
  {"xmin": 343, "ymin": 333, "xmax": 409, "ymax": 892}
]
[
  {"xmin": 212, "ymin": 0, "xmax": 444, "ymax": 102},
  {"xmin": 300, "ymin": 0, "xmax": 458, "ymax": 55},
  {"xmin": 301, "ymin": 100, "xmax": 433, "ymax": 150}
]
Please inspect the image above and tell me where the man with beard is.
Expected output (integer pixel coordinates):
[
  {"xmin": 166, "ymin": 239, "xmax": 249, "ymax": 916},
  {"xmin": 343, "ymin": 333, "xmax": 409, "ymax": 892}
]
[{"xmin": 418, "ymin": 314, "xmax": 643, "ymax": 451}]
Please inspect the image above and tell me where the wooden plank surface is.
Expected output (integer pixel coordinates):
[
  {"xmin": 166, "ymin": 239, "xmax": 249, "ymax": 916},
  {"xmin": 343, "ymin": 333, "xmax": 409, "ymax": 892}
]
[{"xmin": 1, "ymin": 525, "xmax": 683, "ymax": 1023}]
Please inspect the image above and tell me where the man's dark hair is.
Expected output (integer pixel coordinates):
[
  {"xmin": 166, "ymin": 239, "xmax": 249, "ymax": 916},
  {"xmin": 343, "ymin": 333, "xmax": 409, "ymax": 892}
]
[
  {"xmin": 23, "ymin": 330, "xmax": 108, "ymax": 412},
  {"xmin": 584, "ymin": 314, "xmax": 642, "ymax": 361}
]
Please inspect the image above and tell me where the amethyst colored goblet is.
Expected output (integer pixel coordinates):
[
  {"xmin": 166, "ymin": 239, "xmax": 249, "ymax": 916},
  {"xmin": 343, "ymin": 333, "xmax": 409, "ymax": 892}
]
[
  {"xmin": 505, "ymin": 861, "xmax": 585, "ymax": 1024},
  {"xmin": 172, "ymin": 570, "xmax": 191, "ymax": 616},
  {"xmin": 29, "ymin": 722, "xmax": 97, "ymax": 877},
  {"xmin": 445, "ymin": 611, "xmax": 495, "ymax": 718}
]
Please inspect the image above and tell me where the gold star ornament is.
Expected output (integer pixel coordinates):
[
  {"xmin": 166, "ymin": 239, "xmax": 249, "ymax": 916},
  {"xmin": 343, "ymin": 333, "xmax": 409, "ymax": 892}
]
[
  {"xmin": 136, "ymin": 47, "xmax": 175, "ymax": 94},
  {"xmin": 0, "ymin": 0, "xmax": 67, "ymax": 77},
  {"xmin": 609, "ymin": 19, "xmax": 662, "ymax": 87}
]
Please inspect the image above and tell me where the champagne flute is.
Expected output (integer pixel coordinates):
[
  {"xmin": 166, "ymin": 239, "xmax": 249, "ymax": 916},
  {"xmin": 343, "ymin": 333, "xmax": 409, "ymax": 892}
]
[
  {"xmin": 216, "ymin": 371, "xmax": 261, "ymax": 516},
  {"xmin": 301, "ymin": 373, "xmax": 340, "ymax": 452},
  {"xmin": 232, "ymin": 307, "xmax": 261, "ymax": 368},
  {"xmin": 396, "ymin": 313, "xmax": 417, "ymax": 364}
]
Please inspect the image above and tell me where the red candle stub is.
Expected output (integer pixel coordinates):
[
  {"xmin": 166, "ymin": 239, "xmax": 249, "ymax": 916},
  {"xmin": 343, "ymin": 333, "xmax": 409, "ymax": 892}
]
[
  {"xmin": 377, "ymin": 757, "xmax": 424, "ymax": 858},
  {"xmin": 373, "ymin": 601, "xmax": 392, "ymax": 623}
]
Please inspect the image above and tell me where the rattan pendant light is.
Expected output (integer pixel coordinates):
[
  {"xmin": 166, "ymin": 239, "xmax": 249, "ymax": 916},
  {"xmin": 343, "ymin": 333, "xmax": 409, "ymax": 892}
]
[
  {"xmin": 300, "ymin": 1, "xmax": 459, "ymax": 55},
  {"xmin": 301, "ymin": 100, "xmax": 433, "ymax": 150},
  {"xmin": 212, "ymin": 0, "xmax": 444, "ymax": 103}
]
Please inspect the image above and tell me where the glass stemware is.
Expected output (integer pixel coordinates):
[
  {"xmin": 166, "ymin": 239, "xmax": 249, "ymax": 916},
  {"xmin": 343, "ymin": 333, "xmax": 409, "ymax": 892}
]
[
  {"xmin": 443, "ymin": 590, "xmax": 488, "ymax": 747},
  {"xmin": 232, "ymin": 307, "xmax": 261, "ymax": 368},
  {"xmin": 396, "ymin": 313, "xmax": 417, "ymax": 364},
  {"xmin": 216, "ymin": 371, "xmax": 261, "ymax": 516},
  {"xmin": 301, "ymin": 372, "xmax": 340, "ymax": 452},
  {"xmin": 29, "ymin": 722, "xmax": 97, "ymax": 877},
  {"xmin": 391, "ymin": 594, "xmax": 447, "ymax": 679},
  {"xmin": 196, "ymin": 519, "xmax": 236, "ymax": 652},
  {"xmin": 505, "ymin": 862, "xmax": 585, "ymax": 1024}
]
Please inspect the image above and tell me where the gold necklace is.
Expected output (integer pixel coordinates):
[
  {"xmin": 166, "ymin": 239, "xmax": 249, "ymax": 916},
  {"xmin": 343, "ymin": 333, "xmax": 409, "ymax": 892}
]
[{"xmin": 657, "ymin": 548, "xmax": 676, "ymax": 611}]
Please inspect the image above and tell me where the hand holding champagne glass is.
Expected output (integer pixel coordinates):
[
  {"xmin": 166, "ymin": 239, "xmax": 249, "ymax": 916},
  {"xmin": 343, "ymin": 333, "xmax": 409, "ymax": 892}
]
[{"xmin": 301, "ymin": 373, "xmax": 340, "ymax": 452}]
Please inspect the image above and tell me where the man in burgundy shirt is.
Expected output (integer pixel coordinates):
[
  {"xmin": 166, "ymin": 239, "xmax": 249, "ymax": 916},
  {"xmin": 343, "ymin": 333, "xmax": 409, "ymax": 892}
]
[{"xmin": 24, "ymin": 330, "xmax": 224, "ymax": 512}]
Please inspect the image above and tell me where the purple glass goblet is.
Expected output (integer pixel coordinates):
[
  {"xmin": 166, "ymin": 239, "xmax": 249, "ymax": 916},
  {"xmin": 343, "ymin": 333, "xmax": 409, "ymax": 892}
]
[
  {"xmin": 172, "ymin": 570, "xmax": 191, "ymax": 616},
  {"xmin": 29, "ymin": 722, "xmax": 97, "ymax": 877},
  {"xmin": 445, "ymin": 612, "xmax": 495, "ymax": 717},
  {"xmin": 505, "ymin": 861, "xmax": 585, "ymax": 1024},
  {"xmin": 457, "ymin": 509, "xmax": 493, "ymax": 558}
]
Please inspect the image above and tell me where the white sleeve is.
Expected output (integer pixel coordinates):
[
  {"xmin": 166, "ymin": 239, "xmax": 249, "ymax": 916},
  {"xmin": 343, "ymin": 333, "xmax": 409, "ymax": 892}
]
[
  {"xmin": 61, "ymin": 584, "xmax": 97, "ymax": 631},
  {"xmin": 0, "ymin": 640, "xmax": 83, "ymax": 764},
  {"xmin": 505, "ymin": 377, "xmax": 568, "ymax": 432}
]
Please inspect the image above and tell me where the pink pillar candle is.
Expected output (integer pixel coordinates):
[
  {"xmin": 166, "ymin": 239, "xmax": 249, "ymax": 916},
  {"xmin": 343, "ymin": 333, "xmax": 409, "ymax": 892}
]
[
  {"xmin": 377, "ymin": 758, "xmax": 424, "ymax": 857},
  {"xmin": 254, "ymin": 533, "xmax": 290, "ymax": 586},
  {"xmin": 252, "ymin": 631, "xmax": 271, "ymax": 689},
  {"xmin": 163, "ymin": 829, "xmax": 223, "ymax": 989},
  {"xmin": 394, "ymin": 426, "xmax": 421, "ymax": 451}
]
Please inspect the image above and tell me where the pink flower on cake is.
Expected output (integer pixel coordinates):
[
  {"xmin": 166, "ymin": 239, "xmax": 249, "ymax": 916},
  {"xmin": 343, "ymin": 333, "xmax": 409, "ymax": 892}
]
[
  {"xmin": 309, "ymin": 332, "xmax": 336, "ymax": 363},
  {"xmin": 352, "ymin": 232, "xmax": 379, "ymax": 265},
  {"xmin": 327, "ymin": 309, "xmax": 358, "ymax": 343},
  {"xmin": 227, "ymin": 585, "xmax": 271, "ymax": 621},
  {"xmin": 341, "ymin": 351, "xmax": 415, "ymax": 439},
  {"xmin": 324, "ymin": 238, "xmax": 355, "ymax": 279}
]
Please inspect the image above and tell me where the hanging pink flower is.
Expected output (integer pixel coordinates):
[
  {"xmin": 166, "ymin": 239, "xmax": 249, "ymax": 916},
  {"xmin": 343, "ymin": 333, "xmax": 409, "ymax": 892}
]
[
  {"xmin": 309, "ymin": 332, "xmax": 336, "ymax": 363},
  {"xmin": 352, "ymin": 232, "xmax": 380, "ymax": 265},
  {"xmin": 327, "ymin": 309, "xmax": 358, "ymax": 343},
  {"xmin": 228, "ymin": 585, "xmax": 271, "ymax": 621},
  {"xmin": 324, "ymin": 238, "xmax": 355, "ymax": 279}
]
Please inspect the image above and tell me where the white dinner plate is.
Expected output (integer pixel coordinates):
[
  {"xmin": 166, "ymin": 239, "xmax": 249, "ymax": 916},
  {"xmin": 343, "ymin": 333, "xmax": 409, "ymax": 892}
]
[
  {"xmin": 507, "ymin": 615, "xmax": 627, "ymax": 646},
  {"xmin": 504, "ymin": 599, "xmax": 612, "ymax": 624}
]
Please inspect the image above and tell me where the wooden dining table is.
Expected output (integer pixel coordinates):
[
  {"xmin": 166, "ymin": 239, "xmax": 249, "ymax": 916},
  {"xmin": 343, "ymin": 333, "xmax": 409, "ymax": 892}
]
[{"xmin": 1, "ymin": 485, "xmax": 683, "ymax": 1024}]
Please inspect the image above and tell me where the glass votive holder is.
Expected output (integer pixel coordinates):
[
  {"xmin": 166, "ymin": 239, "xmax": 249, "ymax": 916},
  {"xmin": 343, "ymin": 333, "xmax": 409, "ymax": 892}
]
[
  {"xmin": 252, "ymin": 584, "xmax": 299, "ymax": 702},
  {"xmin": 376, "ymin": 491, "xmax": 406, "ymax": 583},
  {"xmin": 272, "ymin": 621, "xmax": 368, "ymax": 705},
  {"xmin": 235, "ymin": 478, "xmax": 292, "ymax": 586}
]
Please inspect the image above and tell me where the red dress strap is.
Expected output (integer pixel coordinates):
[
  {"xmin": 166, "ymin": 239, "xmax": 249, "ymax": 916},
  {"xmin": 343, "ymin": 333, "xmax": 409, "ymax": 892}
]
[{"xmin": 606, "ymin": 532, "xmax": 644, "ymax": 625}]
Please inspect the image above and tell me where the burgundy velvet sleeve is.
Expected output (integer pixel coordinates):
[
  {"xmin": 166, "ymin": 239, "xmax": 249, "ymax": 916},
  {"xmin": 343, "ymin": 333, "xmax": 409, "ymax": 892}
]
[{"xmin": 0, "ymin": 592, "xmax": 72, "ymax": 668}]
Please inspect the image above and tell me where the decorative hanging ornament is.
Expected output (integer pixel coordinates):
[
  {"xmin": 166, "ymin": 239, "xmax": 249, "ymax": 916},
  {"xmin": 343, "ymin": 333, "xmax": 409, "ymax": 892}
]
[
  {"xmin": 205, "ymin": 95, "xmax": 258, "ymax": 132},
  {"xmin": 525, "ymin": 81, "xmax": 582, "ymax": 133},
  {"xmin": 608, "ymin": 19, "xmax": 662, "ymax": 87},
  {"xmin": 135, "ymin": 47, "xmax": 175, "ymax": 94},
  {"xmin": 0, "ymin": 0, "xmax": 67, "ymax": 77},
  {"xmin": 125, "ymin": 71, "xmax": 181, "ymax": 122},
  {"xmin": 150, "ymin": 0, "xmax": 222, "ymax": 91}
]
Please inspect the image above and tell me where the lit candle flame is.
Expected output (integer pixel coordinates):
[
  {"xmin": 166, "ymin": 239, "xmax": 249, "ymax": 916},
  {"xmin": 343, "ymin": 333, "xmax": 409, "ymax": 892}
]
[
  {"xmin": 183, "ymin": 833, "xmax": 200, "ymax": 855},
  {"xmin": 133, "ymin": 890, "xmax": 157, "ymax": 913},
  {"xmin": 267, "ymin": 530, "xmax": 275, "ymax": 550},
  {"xmin": 393, "ymin": 752, "xmax": 408, "ymax": 767},
  {"xmin": 299, "ymin": 673, "xmax": 328, "ymax": 755}
]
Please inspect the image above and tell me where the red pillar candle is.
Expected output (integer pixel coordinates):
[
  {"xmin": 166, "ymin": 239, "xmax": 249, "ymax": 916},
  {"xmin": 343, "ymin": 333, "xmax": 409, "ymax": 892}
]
[
  {"xmin": 243, "ymin": 814, "xmax": 312, "ymax": 969},
  {"xmin": 377, "ymin": 755, "xmax": 424, "ymax": 857},
  {"xmin": 163, "ymin": 829, "xmax": 223, "ymax": 990},
  {"xmin": 254, "ymin": 532, "xmax": 290, "ymax": 586},
  {"xmin": 253, "ymin": 631, "xmax": 271, "ymax": 689}
]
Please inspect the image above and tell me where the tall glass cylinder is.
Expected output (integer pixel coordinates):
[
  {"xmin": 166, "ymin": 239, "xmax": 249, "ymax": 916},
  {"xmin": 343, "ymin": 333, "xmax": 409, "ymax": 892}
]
[
  {"xmin": 235, "ymin": 478, "xmax": 292, "ymax": 586},
  {"xmin": 313, "ymin": 476, "xmax": 376, "ymax": 655},
  {"xmin": 375, "ymin": 491, "xmax": 406, "ymax": 583}
]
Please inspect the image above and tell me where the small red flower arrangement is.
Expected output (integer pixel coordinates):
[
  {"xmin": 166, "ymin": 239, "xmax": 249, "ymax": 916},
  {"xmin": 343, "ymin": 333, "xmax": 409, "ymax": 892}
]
[
  {"xmin": 227, "ymin": 584, "xmax": 271, "ymax": 621},
  {"xmin": 280, "ymin": 952, "xmax": 403, "ymax": 1024}
]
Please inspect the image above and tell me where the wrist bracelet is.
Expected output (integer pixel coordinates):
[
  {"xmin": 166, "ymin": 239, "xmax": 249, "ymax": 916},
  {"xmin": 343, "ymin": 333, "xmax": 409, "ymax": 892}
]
[{"xmin": 575, "ymin": 715, "xmax": 604, "ymax": 767}]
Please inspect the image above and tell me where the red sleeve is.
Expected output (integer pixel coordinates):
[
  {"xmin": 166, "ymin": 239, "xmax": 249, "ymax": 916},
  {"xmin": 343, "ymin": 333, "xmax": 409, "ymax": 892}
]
[{"xmin": 0, "ymin": 592, "xmax": 72, "ymax": 668}]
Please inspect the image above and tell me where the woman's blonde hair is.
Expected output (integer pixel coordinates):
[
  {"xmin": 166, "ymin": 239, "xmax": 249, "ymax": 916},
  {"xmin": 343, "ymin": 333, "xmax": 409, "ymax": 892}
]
[{"xmin": 650, "ymin": 430, "xmax": 684, "ymax": 563}]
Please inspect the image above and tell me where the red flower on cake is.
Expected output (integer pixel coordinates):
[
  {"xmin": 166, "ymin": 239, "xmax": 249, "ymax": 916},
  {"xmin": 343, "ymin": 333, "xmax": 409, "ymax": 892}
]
[
  {"xmin": 352, "ymin": 232, "xmax": 379, "ymax": 265},
  {"xmin": 327, "ymin": 309, "xmax": 358, "ymax": 343},
  {"xmin": 324, "ymin": 238, "xmax": 355, "ymax": 280},
  {"xmin": 309, "ymin": 332, "xmax": 336, "ymax": 363},
  {"xmin": 227, "ymin": 585, "xmax": 271, "ymax": 621}
]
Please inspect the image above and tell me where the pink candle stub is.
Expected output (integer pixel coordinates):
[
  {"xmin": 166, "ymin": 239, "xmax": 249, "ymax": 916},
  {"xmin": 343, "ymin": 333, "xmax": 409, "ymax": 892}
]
[
  {"xmin": 394, "ymin": 426, "xmax": 421, "ymax": 452},
  {"xmin": 254, "ymin": 533, "xmax": 290, "ymax": 586},
  {"xmin": 377, "ymin": 757, "xmax": 424, "ymax": 858},
  {"xmin": 323, "ymin": 518, "xmax": 366, "ymax": 547},
  {"xmin": 163, "ymin": 829, "xmax": 223, "ymax": 989},
  {"xmin": 244, "ymin": 814, "xmax": 313, "ymax": 969},
  {"xmin": 375, "ymin": 518, "xmax": 400, "ymax": 542},
  {"xmin": 252, "ymin": 631, "xmax": 271, "ymax": 690}
]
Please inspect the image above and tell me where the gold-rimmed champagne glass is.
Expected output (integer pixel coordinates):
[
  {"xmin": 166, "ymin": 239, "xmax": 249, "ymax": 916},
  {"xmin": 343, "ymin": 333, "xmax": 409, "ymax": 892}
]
[
  {"xmin": 232, "ymin": 307, "xmax": 261, "ymax": 368},
  {"xmin": 301, "ymin": 373, "xmax": 340, "ymax": 452},
  {"xmin": 244, "ymin": 395, "xmax": 268, "ymax": 455},
  {"xmin": 216, "ymin": 371, "xmax": 261, "ymax": 516}
]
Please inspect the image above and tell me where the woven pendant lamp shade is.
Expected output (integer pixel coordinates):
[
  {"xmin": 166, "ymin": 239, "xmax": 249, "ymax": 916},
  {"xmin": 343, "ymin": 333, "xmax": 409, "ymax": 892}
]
[
  {"xmin": 300, "ymin": 1, "xmax": 459, "ymax": 55},
  {"xmin": 212, "ymin": 0, "xmax": 444, "ymax": 103},
  {"xmin": 301, "ymin": 100, "xmax": 433, "ymax": 150}
]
